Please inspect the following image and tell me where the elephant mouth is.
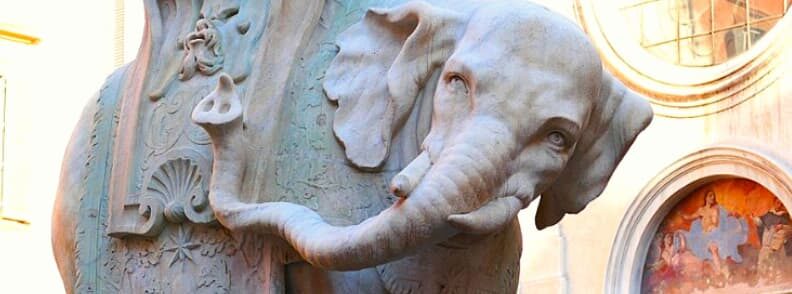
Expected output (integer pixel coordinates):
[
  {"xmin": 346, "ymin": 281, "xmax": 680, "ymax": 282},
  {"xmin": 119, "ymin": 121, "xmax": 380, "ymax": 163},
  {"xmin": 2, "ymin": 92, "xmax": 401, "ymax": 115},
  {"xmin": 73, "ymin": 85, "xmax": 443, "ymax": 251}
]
[{"xmin": 390, "ymin": 147, "xmax": 529, "ymax": 236}]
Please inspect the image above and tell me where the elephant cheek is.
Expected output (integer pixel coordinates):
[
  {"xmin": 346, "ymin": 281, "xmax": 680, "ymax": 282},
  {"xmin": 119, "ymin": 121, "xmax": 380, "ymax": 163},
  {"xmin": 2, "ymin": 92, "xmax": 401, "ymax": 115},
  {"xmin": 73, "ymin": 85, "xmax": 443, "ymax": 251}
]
[
  {"xmin": 422, "ymin": 130, "xmax": 446, "ymax": 163},
  {"xmin": 497, "ymin": 172, "xmax": 537, "ymax": 206},
  {"xmin": 421, "ymin": 118, "xmax": 474, "ymax": 163}
]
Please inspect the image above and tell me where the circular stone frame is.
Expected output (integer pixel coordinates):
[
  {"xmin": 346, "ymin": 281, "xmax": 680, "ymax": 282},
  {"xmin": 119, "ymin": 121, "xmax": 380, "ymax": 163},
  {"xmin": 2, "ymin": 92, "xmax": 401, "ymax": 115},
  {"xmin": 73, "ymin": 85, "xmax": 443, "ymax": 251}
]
[
  {"xmin": 604, "ymin": 145, "xmax": 792, "ymax": 293},
  {"xmin": 575, "ymin": 0, "xmax": 792, "ymax": 118}
]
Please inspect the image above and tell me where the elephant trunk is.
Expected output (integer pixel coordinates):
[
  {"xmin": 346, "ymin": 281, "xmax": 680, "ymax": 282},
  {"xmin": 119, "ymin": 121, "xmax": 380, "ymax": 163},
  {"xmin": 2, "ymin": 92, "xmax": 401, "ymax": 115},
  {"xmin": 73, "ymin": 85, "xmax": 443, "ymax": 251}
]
[
  {"xmin": 227, "ymin": 144, "xmax": 507, "ymax": 269},
  {"xmin": 195, "ymin": 81, "xmax": 513, "ymax": 269}
]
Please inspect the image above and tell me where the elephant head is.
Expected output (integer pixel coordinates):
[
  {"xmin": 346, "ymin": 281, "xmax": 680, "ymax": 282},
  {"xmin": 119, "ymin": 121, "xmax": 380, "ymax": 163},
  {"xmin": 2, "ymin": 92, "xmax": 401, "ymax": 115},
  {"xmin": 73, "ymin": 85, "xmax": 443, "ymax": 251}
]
[{"xmin": 192, "ymin": 0, "xmax": 652, "ymax": 271}]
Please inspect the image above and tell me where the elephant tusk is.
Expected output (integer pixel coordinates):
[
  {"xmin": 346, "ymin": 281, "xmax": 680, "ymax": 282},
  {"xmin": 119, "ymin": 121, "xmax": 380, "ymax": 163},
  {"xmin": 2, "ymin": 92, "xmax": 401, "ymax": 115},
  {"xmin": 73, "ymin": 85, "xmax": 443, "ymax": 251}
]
[
  {"xmin": 389, "ymin": 151, "xmax": 431, "ymax": 198},
  {"xmin": 446, "ymin": 196, "xmax": 522, "ymax": 235}
]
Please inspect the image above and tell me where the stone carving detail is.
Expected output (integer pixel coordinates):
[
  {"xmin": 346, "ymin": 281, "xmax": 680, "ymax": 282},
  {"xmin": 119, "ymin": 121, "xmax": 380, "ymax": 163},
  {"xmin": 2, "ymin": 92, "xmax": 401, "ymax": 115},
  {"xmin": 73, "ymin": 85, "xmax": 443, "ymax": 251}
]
[
  {"xmin": 106, "ymin": 0, "xmax": 271, "ymax": 238},
  {"xmin": 161, "ymin": 226, "xmax": 201, "ymax": 267},
  {"xmin": 102, "ymin": 223, "xmax": 261, "ymax": 293},
  {"xmin": 53, "ymin": 0, "xmax": 654, "ymax": 293},
  {"xmin": 103, "ymin": 0, "xmax": 279, "ymax": 239},
  {"xmin": 190, "ymin": 0, "xmax": 653, "ymax": 292},
  {"xmin": 142, "ymin": 158, "xmax": 214, "ymax": 227},
  {"xmin": 177, "ymin": 2, "xmax": 256, "ymax": 83},
  {"xmin": 112, "ymin": 152, "xmax": 214, "ymax": 237},
  {"xmin": 179, "ymin": 17, "xmax": 225, "ymax": 81}
]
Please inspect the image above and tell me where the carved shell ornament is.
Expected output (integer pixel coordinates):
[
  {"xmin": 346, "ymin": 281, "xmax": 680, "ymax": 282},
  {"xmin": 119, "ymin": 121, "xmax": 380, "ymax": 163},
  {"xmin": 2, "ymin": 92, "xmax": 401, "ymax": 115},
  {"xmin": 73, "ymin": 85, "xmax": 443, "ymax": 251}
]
[{"xmin": 139, "ymin": 157, "xmax": 215, "ymax": 230}]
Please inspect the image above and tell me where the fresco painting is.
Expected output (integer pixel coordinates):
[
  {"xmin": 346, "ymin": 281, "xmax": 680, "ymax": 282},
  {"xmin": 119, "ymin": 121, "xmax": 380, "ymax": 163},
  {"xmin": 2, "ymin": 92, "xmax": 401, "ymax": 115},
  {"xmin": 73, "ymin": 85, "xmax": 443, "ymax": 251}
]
[{"xmin": 642, "ymin": 179, "xmax": 792, "ymax": 293}]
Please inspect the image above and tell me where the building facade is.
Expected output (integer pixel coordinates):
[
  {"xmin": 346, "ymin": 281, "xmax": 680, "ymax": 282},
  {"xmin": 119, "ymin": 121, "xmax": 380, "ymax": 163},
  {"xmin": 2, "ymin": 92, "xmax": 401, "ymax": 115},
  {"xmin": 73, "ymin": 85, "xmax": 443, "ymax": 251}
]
[
  {"xmin": 4, "ymin": 0, "xmax": 791, "ymax": 293},
  {"xmin": 519, "ymin": 0, "xmax": 792, "ymax": 293}
]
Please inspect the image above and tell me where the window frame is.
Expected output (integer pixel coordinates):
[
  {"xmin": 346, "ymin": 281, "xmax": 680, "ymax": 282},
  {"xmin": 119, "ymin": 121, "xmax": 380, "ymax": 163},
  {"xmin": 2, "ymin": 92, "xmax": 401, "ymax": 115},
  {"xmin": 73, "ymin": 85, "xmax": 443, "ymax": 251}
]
[
  {"xmin": 576, "ymin": 0, "xmax": 792, "ymax": 117},
  {"xmin": 604, "ymin": 145, "xmax": 792, "ymax": 293},
  {"xmin": 0, "ymin": 73, "xmax": 28, "ymax": 226}
]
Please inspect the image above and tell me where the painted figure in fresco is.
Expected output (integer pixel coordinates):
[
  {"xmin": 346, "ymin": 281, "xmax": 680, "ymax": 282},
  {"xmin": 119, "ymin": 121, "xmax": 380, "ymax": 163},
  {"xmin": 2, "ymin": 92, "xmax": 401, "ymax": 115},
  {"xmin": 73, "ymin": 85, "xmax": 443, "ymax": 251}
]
[
  {"xmin": 758, "ymin": 224, "xmax": 784, "ymax": 279},
  {"xmin": 680, "ymin": 191, "xmax": 735, "ymax": 283},
  {"xmin": 682, "ymin": 190, "xmax": 747, "ymax": 267},
  {"xmin": 643, "ymin": 179, "xmax": 792, "ymax": 293},
  {"xmin": 673, "ymin": 233, "xmax": 705, "ymax": 279},
  {"xmin": 685, "ymin": 191, "xmax": 720, "ymax": 233},
  {"xmin": 656, "ymin": 233, "xmax": 678, "ymax": 271},
  {"xmin": 647, "ymin": 232, "xmax": 705, "ymax": 292},
  {"xmin": 647, "ymin": 233, "xmax": 678, "ymax": 291},
  {"xmin": 756, "ymin": 200, "xmax": 792, "ymax": 282},
  {"xmin": 757, "ymin": 198, "xmax": 792, "ymax": 250},
  {"xmin": 707, "ymin": 242, "xmax": 730, "ymax": 282}
]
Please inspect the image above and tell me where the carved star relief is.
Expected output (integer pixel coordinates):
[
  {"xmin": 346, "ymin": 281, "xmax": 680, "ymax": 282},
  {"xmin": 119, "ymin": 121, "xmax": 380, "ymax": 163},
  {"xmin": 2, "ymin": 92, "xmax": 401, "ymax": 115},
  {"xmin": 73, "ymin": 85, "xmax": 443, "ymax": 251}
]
[{"xmin": 162, "ymin": 227, "xmax": 201, "ymax": 267}]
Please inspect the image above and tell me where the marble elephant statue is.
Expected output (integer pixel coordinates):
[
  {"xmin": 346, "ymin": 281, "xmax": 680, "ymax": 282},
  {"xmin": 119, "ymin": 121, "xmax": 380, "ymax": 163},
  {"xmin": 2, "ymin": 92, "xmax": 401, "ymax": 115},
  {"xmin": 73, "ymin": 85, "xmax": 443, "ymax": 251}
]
[
  {"xmin": 190, "ymin": 0, "xmax": 653, "ymax": 290},
  {"xmin": 52, "ymin": 0, "xmax": 652, "ymax": 292}
]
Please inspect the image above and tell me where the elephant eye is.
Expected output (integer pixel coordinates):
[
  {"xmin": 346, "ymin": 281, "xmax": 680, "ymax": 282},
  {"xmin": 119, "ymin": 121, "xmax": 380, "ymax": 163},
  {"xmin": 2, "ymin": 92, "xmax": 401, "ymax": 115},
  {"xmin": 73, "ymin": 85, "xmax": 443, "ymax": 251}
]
[
  {"xmin": 446, "ymin": 74, "xmax": 469, "ymax": 94},
  {"xmin": 547, "ymin": 131, "xmax": 568, "ymax": 150}
]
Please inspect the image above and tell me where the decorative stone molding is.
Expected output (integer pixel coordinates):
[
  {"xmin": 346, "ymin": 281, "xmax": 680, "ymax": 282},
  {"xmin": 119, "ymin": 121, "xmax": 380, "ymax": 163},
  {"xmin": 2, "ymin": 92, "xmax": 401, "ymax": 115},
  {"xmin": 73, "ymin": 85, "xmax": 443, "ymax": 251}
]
[
  {"xmin": 575, "ymin": 0, "xmax": 792, "ymax": 118},
  {"xmin": 604, "ymin": 145, "xmax": 792, "ymax": 293}
]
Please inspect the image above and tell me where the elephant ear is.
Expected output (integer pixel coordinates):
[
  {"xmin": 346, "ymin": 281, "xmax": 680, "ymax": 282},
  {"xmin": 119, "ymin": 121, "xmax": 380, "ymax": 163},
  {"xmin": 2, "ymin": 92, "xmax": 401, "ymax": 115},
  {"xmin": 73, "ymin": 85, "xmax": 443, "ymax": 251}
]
[
  {"xmin": 535, "ymin": 72, "xmax": 653, "ymax": 229},
  {"xmin": 323, "ymin": 1, "xmax": 463, "ymax": 170}
]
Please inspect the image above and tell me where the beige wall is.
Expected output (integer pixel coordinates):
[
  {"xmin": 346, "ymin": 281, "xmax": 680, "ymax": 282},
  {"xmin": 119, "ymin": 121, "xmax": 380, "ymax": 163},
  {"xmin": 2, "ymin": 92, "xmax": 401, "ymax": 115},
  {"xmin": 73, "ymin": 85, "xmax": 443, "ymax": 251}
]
[
  {"xmin": 0, "ymin": 0, "xmax": 141, "ymax": 292},
  {"xmin": 518, "ymin": 1, "xmax": 792, "ymax": 293},
  {"xmin": 554, "ymin": 74, "xmax": 792, "ymax": 293}
]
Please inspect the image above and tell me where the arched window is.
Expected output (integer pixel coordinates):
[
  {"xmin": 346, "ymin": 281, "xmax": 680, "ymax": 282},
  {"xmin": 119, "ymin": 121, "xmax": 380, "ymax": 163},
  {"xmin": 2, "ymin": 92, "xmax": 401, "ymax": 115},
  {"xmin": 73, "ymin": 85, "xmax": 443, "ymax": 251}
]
[
  {"xmin": 642, "ymin": 178, "xmax": 792, "ymax": 292},
  {"xmin": 605, "ymin": 146, "xmax": 792, "ymax": 293}
]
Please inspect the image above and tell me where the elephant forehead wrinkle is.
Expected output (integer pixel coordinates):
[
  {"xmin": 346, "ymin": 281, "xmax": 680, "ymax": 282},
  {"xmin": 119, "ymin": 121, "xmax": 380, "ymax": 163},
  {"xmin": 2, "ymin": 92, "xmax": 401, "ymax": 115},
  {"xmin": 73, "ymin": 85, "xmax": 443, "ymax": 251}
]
[
  {"xmin": 505, "ymin": 69, "xmax": 590, "ymax": 118},
  {"xmin": 449, "ymin": 51, "xmax": 508, "ymax": 89},
  {"xmin": 463, "ymin": 5, "xmax": 602, "ymax": 87},
  {"xmin": 540, "ymin": 70, "xmax": 592, "ymax": 104}
]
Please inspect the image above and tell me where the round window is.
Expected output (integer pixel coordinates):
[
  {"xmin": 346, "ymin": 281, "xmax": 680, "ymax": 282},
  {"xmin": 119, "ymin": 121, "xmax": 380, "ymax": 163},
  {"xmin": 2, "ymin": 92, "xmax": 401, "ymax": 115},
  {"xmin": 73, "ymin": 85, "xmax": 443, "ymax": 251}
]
[
  {"xmin": 577, "ymin": 0, "xmax": 792, "ymax": 117},
  {"xmin": 622, "ymin": 0, "xmax": 790, "ymax": 67}
]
